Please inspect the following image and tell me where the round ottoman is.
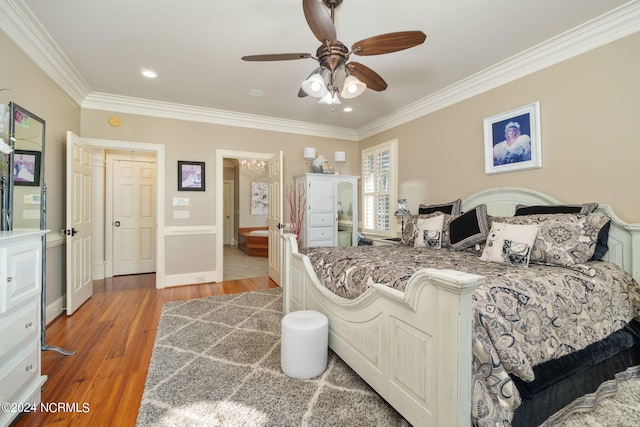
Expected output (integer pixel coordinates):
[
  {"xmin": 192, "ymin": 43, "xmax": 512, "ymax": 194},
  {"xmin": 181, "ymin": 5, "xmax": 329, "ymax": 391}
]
[{"xmin": 281, "ymin": 310, "xmax": 329, "ymax": 379}]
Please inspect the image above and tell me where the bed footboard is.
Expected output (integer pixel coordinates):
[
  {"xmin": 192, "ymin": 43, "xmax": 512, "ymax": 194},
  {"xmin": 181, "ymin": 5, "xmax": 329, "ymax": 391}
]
[{"xmin": 281, "ymin": 234, "xmax": 484, "ymax": 427}]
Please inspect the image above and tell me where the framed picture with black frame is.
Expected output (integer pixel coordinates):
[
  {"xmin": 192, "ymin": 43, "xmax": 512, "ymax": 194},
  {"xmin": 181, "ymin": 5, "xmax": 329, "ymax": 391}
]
[
  {"xmin": 178, "ymin": 160, "xmax": 205, "ymax": 191},
  {"xmin": 13, "ymin": 149, "xmax": 41, "ymax": 186},
  {"xmin": 483, "ymin": 101, "xmax": 542, "ymax": 174}
]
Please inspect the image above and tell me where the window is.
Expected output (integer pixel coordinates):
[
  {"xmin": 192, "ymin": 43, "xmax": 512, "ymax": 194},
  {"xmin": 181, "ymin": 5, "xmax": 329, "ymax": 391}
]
[{"xmin": 361, "ymin": 139, "xmax": 397, "ymax": 236}]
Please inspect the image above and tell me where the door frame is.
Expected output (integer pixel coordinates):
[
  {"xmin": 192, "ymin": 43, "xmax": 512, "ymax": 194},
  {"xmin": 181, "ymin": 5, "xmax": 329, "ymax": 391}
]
[
  {"xmin": 86, "ymin": 138, "xmax": 166, "ymax": 289},
  {"xmin": 215, "ymin": 149, "xmax": 273, "ymax": 281}
]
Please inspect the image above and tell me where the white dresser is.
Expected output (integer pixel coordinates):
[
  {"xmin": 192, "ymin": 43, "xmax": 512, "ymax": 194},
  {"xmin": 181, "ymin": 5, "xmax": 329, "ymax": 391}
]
[
  {"xmin": 0, "ymin": 230, "xmax": 47, "ymax": 427},
  {"xmin": 294, "ymin": 174, "xmax": 359, "ymax": 248}
]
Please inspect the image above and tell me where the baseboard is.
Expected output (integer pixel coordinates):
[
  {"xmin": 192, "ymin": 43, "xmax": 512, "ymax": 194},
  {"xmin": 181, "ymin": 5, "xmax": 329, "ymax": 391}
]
[
  {"xmin": 163, "ymin": 270, "xmax": 219, "ymax": 287},
  {"xmin": 46, "ymin": 295, "xmax": 65, "ymax": 325}
]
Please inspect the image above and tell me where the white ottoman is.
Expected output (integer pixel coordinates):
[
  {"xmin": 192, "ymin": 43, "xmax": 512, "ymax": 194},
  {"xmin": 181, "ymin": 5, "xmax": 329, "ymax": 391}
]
[{"xmin": 281, "ymin": 310, "xmax": 328, "ymax": 379}]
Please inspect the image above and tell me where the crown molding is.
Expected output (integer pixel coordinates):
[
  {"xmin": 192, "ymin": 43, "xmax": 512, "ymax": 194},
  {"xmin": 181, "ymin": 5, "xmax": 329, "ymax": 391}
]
[
  {"xmin": 356, "ymin": 1, "xmax": 640, "ymax": 140},
  {"xmin": 0, "ymin": 0, "xmax": 91, "ymax": 105},
  {"xmin": 82, "ymin": 92, "xmax": 358, "ymax": 141},
  {"xmin": 3, "ymin": 0, "xmax": 639, "ymax": 141}
]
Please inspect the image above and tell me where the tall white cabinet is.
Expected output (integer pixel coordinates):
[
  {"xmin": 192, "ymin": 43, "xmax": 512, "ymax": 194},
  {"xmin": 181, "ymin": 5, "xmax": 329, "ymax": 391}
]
[
  {"xmin": 294, "ymin": 174, "xmax": 359, "ymax": 248},
  {"xmin": 0, "ymin": 230, "xmax": 47, "ymax": 426}
]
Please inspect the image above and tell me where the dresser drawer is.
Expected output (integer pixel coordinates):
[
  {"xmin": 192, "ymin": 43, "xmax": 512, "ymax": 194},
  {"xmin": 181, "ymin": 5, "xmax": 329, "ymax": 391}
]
[
  {"xmin": 308, "ymin": 213, "xmax": 335, "ymax": 227},
  {"xmin": 309, "ymin": 227, "xmax": 335, "ymax": 241},
  {"xmin": 0, "ymin": 299, "xmax": 39, "ymax": 366},
  {"xmin": 0, "ymin": 241, "xmax": 41, "ymax": 314},
  {"xmin": 0, "ymin": 338, "xmax": 39, "ymax": 405}
]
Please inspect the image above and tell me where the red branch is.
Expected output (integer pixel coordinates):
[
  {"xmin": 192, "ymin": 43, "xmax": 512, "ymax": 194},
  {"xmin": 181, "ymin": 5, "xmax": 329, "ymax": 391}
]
[{"xmin": 286, "ymin": 183, "xmax": 306, "ymax": 236}]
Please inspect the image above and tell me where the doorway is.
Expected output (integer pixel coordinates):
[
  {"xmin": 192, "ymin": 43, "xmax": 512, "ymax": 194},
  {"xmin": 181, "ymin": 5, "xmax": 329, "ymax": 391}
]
[
  {"xmin": 86, "ymin": 138, "xmax": 166, "ymax": 289},
  {"xmin": 216, "ymin": 150, "xmax": 277, "ymax": 283}
]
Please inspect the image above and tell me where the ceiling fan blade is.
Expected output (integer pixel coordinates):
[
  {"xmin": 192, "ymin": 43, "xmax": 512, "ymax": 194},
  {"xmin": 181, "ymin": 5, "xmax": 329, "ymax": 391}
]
[
  {"xmin": 303, "ymin": 0, "xmax": 337, "ymax": 43},
  {"xmin": 348, "ymin": 62, "xmax": 387, "ymax": 91},
  {"xmin": 351, "ymin": 31, "xmax": 426, "ymax": 56},
  {"xmin": 242, "ymin": 53, "xmax": 312, "ymax": 61}
]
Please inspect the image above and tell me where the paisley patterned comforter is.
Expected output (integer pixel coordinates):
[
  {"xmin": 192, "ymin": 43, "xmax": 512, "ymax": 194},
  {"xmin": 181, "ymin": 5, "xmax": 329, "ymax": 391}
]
[{"xmin": 301, "ymin": 245, "xmax": 640, "ymax": 426}]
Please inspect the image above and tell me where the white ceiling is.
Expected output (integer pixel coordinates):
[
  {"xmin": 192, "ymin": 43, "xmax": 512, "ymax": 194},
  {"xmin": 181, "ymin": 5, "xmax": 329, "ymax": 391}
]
[{"xmin": 6, "ymin": 0, "xmax": 638, "ymax": 137}]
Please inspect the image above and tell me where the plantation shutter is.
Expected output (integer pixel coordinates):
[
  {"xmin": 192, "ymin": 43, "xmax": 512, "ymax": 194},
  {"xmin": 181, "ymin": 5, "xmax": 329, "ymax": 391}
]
[{"xmin": 362, "ymin": 141, "xmax": 395, "ymax": 235}]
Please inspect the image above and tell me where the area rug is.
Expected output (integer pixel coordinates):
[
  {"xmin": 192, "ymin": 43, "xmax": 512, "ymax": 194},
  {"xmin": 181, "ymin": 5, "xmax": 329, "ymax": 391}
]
[
  {"xmin": 137, "ymin": 288, "xmax": 640, "ymax": 426},
  {"xmin": 136, "ymin": 288, "xmax": 409, "ymax": 426}
]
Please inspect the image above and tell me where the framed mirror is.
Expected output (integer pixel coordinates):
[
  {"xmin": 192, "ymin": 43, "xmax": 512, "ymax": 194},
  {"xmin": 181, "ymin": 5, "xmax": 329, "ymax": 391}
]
[{"xmin": 3, "ymin": 103, "xmax": 46, "ymax": 230}]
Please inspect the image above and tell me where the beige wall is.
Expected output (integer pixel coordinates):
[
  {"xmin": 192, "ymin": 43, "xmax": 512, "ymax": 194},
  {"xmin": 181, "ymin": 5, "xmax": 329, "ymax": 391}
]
[
  {"xmin": 80, "ymin": 109, "xmax": 358, "ymax": 278},
  {"xmin": 360, "ymin": 32, "xmax": 640, "ymax": 223},
  {"xmin": 0, "ymin": 30, "xmax": 80, "ymax": 311}
]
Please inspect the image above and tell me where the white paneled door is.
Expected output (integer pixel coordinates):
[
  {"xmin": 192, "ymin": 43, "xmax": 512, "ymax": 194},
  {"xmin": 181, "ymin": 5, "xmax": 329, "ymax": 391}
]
[
  {"xmin": 112, "ymin": 159, "xmax": 157, "ymax": 276},
  {"xmin": 267, "ymin": 151, "xmax": 283, "ymax": 285},
  {"xmin": 65, "ymin": 131, "xmax": 93, "ymax": 315}
]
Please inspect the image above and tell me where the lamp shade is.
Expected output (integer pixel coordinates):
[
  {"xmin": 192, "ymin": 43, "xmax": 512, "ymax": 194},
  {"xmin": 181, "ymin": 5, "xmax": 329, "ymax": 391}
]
[
  {"xmin": 340, "ymin": 75, "xmax": 366, "ymax": 99},
  {"xmin": 304, "ymin": 147, "xmax": 317, "ymax": 160},
  {"xmin": 394, "ymin": 199, "xmax": 411, "ymax": 216},
  {"xmin": 334, "ymin": 151, "xmax": 346, "ymax": 163},
  {"xmin": 301, "ymin": 74, "xmax": 328, "ymax": 98},
  {"xmin": 318, "ymin": 92, "xmax": 341, "ymax": 104}
]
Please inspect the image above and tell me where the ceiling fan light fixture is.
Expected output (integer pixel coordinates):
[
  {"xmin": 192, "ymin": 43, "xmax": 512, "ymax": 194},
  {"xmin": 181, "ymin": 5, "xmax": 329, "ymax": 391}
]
[
  {"xmin": 318, "ymin": 92, "xmax": 341, "ymax": 105},
  {"xmin": 340, "ymin": 75, "xmax": 366, "ymax": 99},
  {"xmin": 301, "ymin": 74, "xmax": 328, "ymax": 97}
]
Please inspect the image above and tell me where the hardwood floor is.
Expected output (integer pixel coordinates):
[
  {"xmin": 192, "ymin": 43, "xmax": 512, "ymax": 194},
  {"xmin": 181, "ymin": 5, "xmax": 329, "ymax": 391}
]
[{"xmin": 11, "ymin": 274, "xmax": 278, "ymax": 427}]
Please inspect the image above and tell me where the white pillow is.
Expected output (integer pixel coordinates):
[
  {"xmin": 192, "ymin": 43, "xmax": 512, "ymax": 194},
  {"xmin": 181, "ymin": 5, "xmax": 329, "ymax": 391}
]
[
  {"xmin": 480, "ymin": 222, "xmax": 539, "ymax": 267},
  {"xmin": 414, "ymin": 215, "xmax": 445, "ymax": 249}
]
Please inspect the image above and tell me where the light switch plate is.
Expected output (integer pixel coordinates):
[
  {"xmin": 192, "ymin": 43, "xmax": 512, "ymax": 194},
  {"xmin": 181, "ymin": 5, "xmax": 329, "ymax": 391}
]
[
  {"xmin": 172, "ymin": 197, "xmax": 189, "ymax": 207},
  {"xmin": 173, "ymin": 210, "xmax": 190, "ymax": 219}
]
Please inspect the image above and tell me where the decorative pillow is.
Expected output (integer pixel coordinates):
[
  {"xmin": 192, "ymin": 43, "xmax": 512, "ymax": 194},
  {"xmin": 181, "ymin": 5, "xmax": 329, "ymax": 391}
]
[
  {"xmin": 449, "ymin": 205, "xmax": 490, "ymax": 251},
  {"xmin": 418, "ymin": 199, "xmax": 462, "ymax": 216},
  {"xmin": 402, "ymin": 212, "xmax": 453, "ymax": 246},
  {"xmin": 497, "ymin": 213, "xmax": 611, "ymax": 266},
  {"xmin": 414, "ymin": 215, "xmax": 445, "ymax": 249},
  {"xmin": 514, "ymin": 203, "xmax": 598, "ymax": 216},
  {"xmin": 480, "ymin": 222, "xmax": 539, "ymax": 267}
]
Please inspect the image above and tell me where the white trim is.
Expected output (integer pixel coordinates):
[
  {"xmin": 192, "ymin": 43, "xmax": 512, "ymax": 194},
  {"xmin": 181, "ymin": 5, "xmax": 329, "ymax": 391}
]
[
  {"xmin": 164, "ymin": 225, "xmax": 216, "ymax": 236},
  {"xmin": 163, "ymin": 270, "xmax": 218, "ymax": 288},
  {"xmin": 82, "ymin": 93, "xmax": 358, "ymax": 141},
  {"xmin": 2, "ymin": 0, "xmax": 639, "ymax": 140},
  {"xmin": 84, "ymin": 138, "xmax": 166, "ymax": 289}
]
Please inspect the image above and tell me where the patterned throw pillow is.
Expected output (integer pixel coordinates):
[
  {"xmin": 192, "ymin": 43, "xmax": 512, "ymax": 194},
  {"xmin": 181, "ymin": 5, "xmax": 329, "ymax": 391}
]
[
  {"xmin": 414, "ymin": 214, "xmax": 445, "ymax": 249},
  {"xmin": 449, "ymin": 205, "xmax": 490, "ymax": 251},
  {"xmin": 402, "ymin": 212, "xmax": 454, "ymax": 246},
  {"xmin": 480, "ymin": 222, "xmax": 539, "ymax": 267},
  {"xmin": 495, "ymin": 213, "xmax": 611, "ymax": 266},
  {"xmin": 418, "ymin": 199, "xmax": 462, "ymax": 215}
]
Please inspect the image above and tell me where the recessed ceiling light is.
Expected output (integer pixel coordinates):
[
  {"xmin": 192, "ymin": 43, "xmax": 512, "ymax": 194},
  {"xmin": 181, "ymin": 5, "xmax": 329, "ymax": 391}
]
[
  {"xmin": 249, "ymin": 89, "xmax": 265, "ymax": 97},
  {"xmin": 141, "ymin": 69, "xmax": 157, "ymax": 78},
  {"xmin": 343, "ymin": 107, "xmax": 353, "ymax": 112}
]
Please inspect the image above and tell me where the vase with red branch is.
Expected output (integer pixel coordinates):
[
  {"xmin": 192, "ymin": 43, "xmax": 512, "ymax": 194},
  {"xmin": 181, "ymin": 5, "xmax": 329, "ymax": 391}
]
[{"xmin": 286, "ymin": 182, "xmax": 306, "ymax": 246}]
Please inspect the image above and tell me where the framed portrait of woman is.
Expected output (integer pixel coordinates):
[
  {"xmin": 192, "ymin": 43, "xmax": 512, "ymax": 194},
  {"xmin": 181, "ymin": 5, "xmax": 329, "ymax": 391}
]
[{"xmin": 483, "ymin": 101, "xmax": 542, "ymax": 174}]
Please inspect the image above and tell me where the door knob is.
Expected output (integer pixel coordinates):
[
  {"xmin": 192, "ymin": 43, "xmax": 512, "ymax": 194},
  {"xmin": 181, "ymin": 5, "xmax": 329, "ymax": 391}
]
[
  {"xmin": 114, "ymin": 221, "xmax": 121, "ymax": 227},
  {"xmin": 65, "ymin": 228, "xmax": 79, "ymax": 236}
]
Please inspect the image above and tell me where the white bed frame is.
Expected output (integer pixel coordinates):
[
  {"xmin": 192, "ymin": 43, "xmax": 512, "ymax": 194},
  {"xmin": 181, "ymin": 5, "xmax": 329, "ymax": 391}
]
[{"xmin": 281, "ymin": 187, "xmax": 640, "ymax": 427}]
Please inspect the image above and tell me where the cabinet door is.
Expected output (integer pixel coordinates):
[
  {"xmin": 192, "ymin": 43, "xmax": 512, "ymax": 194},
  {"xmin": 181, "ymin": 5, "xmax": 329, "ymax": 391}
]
[
  {"xmin": 0, "ymin": 242, "xmax": 41, "ymax": 314},
  {"xmin": 308, "ymin": 180, "xmax": 334, "ymax": 212}
]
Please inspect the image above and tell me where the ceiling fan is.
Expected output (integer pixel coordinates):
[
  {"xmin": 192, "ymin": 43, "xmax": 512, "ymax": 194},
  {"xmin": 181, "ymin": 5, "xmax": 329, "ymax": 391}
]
[{"xmin": 241, "ymin": 0, "xmax": 426, "ymax": 104}]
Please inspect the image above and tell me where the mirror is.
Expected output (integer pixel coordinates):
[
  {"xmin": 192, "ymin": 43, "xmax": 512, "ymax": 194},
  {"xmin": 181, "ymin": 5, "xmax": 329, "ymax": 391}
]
[{"xmin": 2, "ymin": 103, "xmax": 45, "ymax": 230}]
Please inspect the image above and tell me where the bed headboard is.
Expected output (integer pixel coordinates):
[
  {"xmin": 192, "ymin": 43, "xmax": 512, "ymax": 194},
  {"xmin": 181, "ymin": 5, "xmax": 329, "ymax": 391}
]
[{"xmin": 461, "ymin": 187, "xmax": 640, "ymax": 282}]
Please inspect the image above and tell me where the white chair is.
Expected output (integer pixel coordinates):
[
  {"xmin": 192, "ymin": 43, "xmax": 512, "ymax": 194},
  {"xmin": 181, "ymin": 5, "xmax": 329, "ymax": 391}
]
[{"xmin": 281, "ymin": 310, "xmax": 328, "ymax": 379}]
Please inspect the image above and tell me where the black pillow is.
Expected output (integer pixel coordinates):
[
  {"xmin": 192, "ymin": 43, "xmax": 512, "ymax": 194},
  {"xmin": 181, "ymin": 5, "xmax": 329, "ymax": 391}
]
[
  {"xmin": 591, "ymin": 220, "xmax": 611, "ymax": 261},
  {"xmin": 418, "ymin": 199, "xmax": 462, "ymax": 215},
  {"xmin": 449, "ymin": 205, "xmax": 490, "ymax": 250},
  {"xmin": 514, "ymin": 203, "xmax": 598, "ymax": 216}
]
